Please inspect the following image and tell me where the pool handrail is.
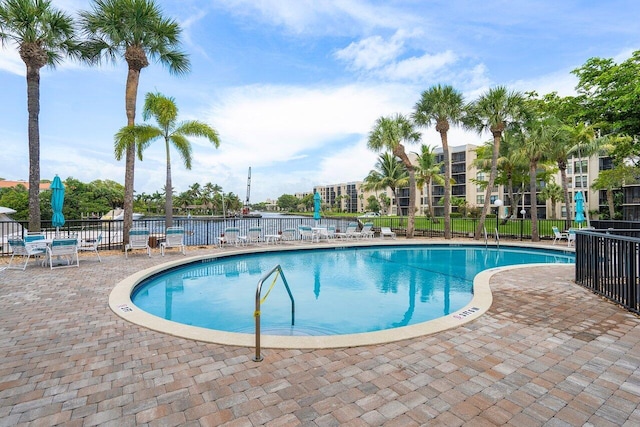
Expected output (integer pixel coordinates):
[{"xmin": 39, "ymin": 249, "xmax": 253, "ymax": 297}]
[{"xmin": 253, "ymin": 264, "xmax": 295, "ymax": 362}]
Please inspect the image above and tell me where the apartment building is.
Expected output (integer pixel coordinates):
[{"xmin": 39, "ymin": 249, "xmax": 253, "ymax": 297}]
[{"xmin": 312, "ymin": 145, "xmax": 614, "ymax": 220}]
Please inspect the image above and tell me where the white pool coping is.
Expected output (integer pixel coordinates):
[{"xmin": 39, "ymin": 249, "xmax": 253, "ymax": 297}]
[{"xmin": 109, "ymin": 241, "xmax": 573, "ymax": 349}]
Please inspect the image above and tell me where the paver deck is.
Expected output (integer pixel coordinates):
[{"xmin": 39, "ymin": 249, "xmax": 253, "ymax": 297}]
[{"xmin": 0, "ymin": 239, "xmax": 639, "ymax": 426}]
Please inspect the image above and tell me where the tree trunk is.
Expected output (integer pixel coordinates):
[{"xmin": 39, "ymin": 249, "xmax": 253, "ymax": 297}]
[
  {"xmin": 26, "ymin": 63, "xmax": 42, "ymax": 232},
  {"xmin": 474, "ymin": 132, "xmax": 501, "ymax": 239},
  {"xmin": 607, "ymin": 189, "xmax": 615, "ymax": 218},
  {"xmin": 426, "ymin": 178, "xmax": 437, "ymax": 222},
  {"xmin": 165, "ymin": 137, "xmax": 173, "ymax": 228},
  {"xmin": 559, "ymin": 164, "xmax": 571, "ymax": 231},
  {"xmin": 123, "ymin": 67, "xmax": 141, "ymax": 245},
  {"xmin": 529, "ymin": 162, "xmax": 540, "ymax": 242},
  {"xmin": 440, "ymin": 130, "xmax": 451, "ymax": 239},
  {"xmin": 394, "ymin": 145, "xmax": 415, "ymax": 238}
]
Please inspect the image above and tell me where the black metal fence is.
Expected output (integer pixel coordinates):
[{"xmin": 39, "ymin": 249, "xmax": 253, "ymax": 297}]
[{"xmin": 574, "ymin": 229, "xmax": 640, "ymax": 315}]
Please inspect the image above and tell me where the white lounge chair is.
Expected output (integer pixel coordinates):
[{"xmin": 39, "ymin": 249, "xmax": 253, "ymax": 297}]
[
  {"xmin": 380, "ymin": 227, "xmax": 396, "ymax": 239},
  {"xmin": 46, "ymin": 238, "xmax": 79, "ymax": 269},
  {"xmin": 335, "ymin": 222, "xmax": 359, "ymax": 239},
  {"xmin": 567, "ymin": 228, "xmax": 576, "ymax": 247},
  {"xmin": 246, "ymin": 227, "xmax": 262, "ymax": 245},
  {"xmin": 280, "ymin": 228, "xmax": 297, "ymax": 242},
  {"xmin": 7, "ymin": 238, "xmax": 47, "ymax": 270},
  {"xmin": 218, "ymin": 227, "xmax": 245, "ymax": 247},
  {"xmin": 552, "ymin": 227, "xmax": 568, "ymax": 245},
  {"xmin": 298, "ymin": 225, "xmax": 319, "ymax": 243},
  {"xmin": 125, "ymin": 228, "xmax": 151, "ymax": 258},
  {"xmin": 78, "ymin": 233, "xmax": 102, "ymax": 262},
  {"xmin": 160, "ymin": 227, "xmax": 185, "ymax": 256},
  {"xmin": 360, "ymin": 222, "xmax": 375, "ymax": 239}
]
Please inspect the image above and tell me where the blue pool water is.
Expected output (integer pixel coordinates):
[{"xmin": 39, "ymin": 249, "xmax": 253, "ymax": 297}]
[{"xmin": 131, "ymin": 245, "xmax": 574, "ymax": 336}]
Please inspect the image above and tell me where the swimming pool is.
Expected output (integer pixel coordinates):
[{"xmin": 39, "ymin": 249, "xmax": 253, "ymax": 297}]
[{"xmin": 128, "ymin": 245, "xmax": 574, "ymax": 341}]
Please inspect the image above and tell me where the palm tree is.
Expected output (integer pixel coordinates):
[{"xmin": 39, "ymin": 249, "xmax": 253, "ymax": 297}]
[
  {"xmin": 414, "ymin": 145, "xmax": 445, "ymax": 222},
  {"xmin": 413, "ymin": 85, "xmax": 466, "ymax": 239},
  {"xmin": 80, "ymin": 0, "xmax": 190, "ymax": 243},
  {"xmin": 118, "ymin": 92, "xmax": 220, "ymax": 227},
  {"xmin": 367, "ymin": 114, "xmax": 421, "ymax": 237},
  {"xmin": 0, "ymin": 0, "xmax": 80, "ymax": 231},
  {"xmin": 539, "ymin": 182, "xmax": 565, "ymax": 219},
  {"xmin": 515, "ymin": 117, "xmax": 561, "ymax": 241},
  {"xmin": 363, "ymin": 153, "xmax": 409, "ymax": 216},
  {"xmin": 467, "ymin": 87, "xmax": 529, "ymax": 239}
]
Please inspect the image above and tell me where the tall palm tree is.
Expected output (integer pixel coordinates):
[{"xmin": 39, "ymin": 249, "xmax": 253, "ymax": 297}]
[
  {"xmin": 0, "ymin": 0, "xmax": 80, "ymax": 231},
  {"xmin": 363, "ymin": 153, "xmax": 409, "ymax": 216},
  {"xmin": 80, "ymin": 0, "xmax": 190, "ymax": 243},
  {"xmin": 515, "ymin": 117, "xmax": 561, "ymax": 241},
  {"xmin": 539, "ymin": 182, "xmax": 565, "ymax": 219},
  {"xmin": 367, "ymin": 114, "xmax": 421, "ymax": 237},
  {"xmin": 414, "ymin": 145, "xmax": 445, "ymax": 222},
  {"xmin": 116, "ymin": 92, "xmax": 220, "ymax": 227},
  {"xmin": 413, "ymin": 85, "xmax": 466, "ymax": 239},
  {"xmin": 467, "ymin": 87, "xmax": 529, "ymax": 239}
]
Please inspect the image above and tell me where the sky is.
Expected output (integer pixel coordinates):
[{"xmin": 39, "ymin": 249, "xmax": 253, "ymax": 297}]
[{"xmin": 1, "ymin": 0, "xmax": 639, "ymax": 204}]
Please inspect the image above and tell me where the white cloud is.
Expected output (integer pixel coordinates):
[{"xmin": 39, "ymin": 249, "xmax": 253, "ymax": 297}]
[
  {"xmin": 0, "ymin": 45, "xmax": 24, "ymax": 76},
  {"xmin": 379, "ymin": 50, "xmax": 457, "ymax": 82},
  {"xmin": 335, "ymin": 33, "xmax": 405, "ymax": 71}
]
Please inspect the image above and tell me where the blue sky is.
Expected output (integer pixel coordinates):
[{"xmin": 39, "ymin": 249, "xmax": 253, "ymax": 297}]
[{"xmin": 1, "ymin": 0, "xmax": 639, "ymax": 203}]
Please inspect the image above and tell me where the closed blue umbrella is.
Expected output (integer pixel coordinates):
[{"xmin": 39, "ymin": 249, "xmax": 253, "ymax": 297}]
[
  {"xmin": 574, "ymin": 191, "xmax": 585, "ymax": 226},
  {"xmin": 51, "ymin": 175, "xmax": 65, "ymax": 235},
  {"xmin": 313, "ymin": 191, "xmax": 321, "ymax": 221}
]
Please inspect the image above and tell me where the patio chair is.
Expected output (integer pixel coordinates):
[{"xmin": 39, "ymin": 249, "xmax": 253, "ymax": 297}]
[
  {"xmin": 380, "ymin": 227, "xmax": 396, "ymax": 239},
  {"xmin": 46, "ymin": 238, "xmax": 79, "ymax": 269},
  {"xmin": 246, "ymin": 227, "xmax": 262, "ymax": 245},
  {"xmin": 298, "ymin": 225, "xmax": 319, "ymax": 243},
  {"xmin": 335, "ymin": 222, "xmax": 359, "ymax": 239},
  {"xmin": 280, "ymin": 228, "xmax": 297, "ymax": 243},
  {"xmin": 160, "ymin": 227, "xmax": 185, "ymax": 256},
  {"xmin": 552, "ymin": 227, "xmax": 568, "ymax": 245},
  {"xmin": 360, "ymin": 222, "xmax": 375, "ymax": 239},
  {"xmin": 567, "ymin": 228, "xmax": 576, "ymax": 247},
  {"xmin": 218, "ymin": 227, "xmax": 245, "ymax": 247},
  {"xmin": 125, "ymin": 228, "xmax": 151, "ymax": 258},
  {"xmin": 7, "ymin": 238, "xmax": 47, "ymax": 270},
  {"xmin": 78, "ymin": 233, "xmax": 102, "ymax": 262}
]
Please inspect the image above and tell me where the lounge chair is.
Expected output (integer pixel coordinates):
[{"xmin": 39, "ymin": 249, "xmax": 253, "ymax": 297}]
[
  {"xmin": 7, "ymin": 238, "xmax": 47, "ymax": 270},
  {"xmin": 335, "ymin": 222, "xmax": 359, "ymax": 239},
  {"xmin": 551, "ymin": 227, "xmax": 568, "ymax": 245},
  {"xmin": 46, "ymin": 238, "xmax": 79, "ymax": 269},
  {"xmin": 78, "ymin": 233, "xmax": 102, "ymax": 262},
  {"xmin": 280, "ymin": 228, "xmax": 297, "ymax": 243},
  {"xmin": 218, "ymin": 227, "xmax": 244, "ymax": 247},
  {"xmin": 245, "ymin": 227, "xmax": 262, "ymax": 245},
  {"xmin": 125, "ymin": 228, "xmax": 151, "ymax": 258},
  {"xmin": 380, "ymin": 227, "xmax": 396, "ymax": 239},
  {"xmin": 160, "ymin": 227, "xmax": 185, "ymax": 256},
  {"xmin": 360, "ymin": 222, "xmax": 375, "ymax": 239},
  {"xmin": 298, "ymin": 225, "xmax": 319, "ymax": 243},
  {"xmin": 316, "ymin": 226, "xmax": 335, "ymax": 240},
  {"xmin": 567, "ymin": 228, "xmax": 576, "ymax": 247}
]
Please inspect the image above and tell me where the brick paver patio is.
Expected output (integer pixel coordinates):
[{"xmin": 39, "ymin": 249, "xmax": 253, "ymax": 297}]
[{"xmin": 1, "ymin": 241, "xmax": 639, "ymax": 426}]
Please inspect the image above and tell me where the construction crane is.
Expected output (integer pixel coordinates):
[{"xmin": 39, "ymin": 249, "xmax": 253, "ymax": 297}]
[{"xmin": 242, "ymin": 167, "xmax": 251, "ymax": 216}]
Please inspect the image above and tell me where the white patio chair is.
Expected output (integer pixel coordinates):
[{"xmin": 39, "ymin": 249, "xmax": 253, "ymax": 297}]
[
  {"xmin": 160, "ymin": 227, "xmax": 185, "ymax": 256},
  {"xmin": 246, "ymin": 227, "xmax": 262, "ymax": 245},
  {"xmin": 552, "ymin": 227, "xmax": 568, "ymax": 245},
  {"xmin": 567, "ymin": 228, "xmax": 576, "ymax": 247},
  {"xmin": 335, "ymin": 222, "xmax": 359, "ymax": 239},
  {"xmin": 298, "ymin": 225, "xmax": 319, "ymax": 243},
  {"xmin": 7, "ymin": 238, "xmax": 47, "ymax": 270},
  {"xmin": 218, "ymin": 227, "xmax": 245, "ymax": 247},
  {"xmin": 280, "ymin": 228, "xmax": 297, "ymax": 243},
  {"xmin": 125, "ymin": 228, "xmax": 151, "ymax": 258},
  {"xmin": 360, "ymin": 222, "xmax": 375, "ymax": 239},
  {"xmin": 380, "ymin": 227, "xmax": 396, "ymax": 239},
  {"xmin": 46, "ymin": 238, "xmax": 79, "ymax": 269},
  {"xmin": 78, "ymin": 233, "xmax": 102, "ymax": 262}
]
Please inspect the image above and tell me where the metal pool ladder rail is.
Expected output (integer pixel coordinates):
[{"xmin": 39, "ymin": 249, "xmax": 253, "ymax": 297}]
[{"xmin": 253, "ymin": 264, "xmax": 295, "ymax": 362}]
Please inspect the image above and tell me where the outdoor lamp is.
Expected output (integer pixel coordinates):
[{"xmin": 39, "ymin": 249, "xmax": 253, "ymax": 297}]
[{"xmin": 494, "ymin": 198, "xmax": 503, "ymax": 232}]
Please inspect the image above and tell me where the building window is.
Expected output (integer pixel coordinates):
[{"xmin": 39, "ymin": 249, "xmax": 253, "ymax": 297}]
[
  {"xmin": 575, "ymin": 176, "xmax": 588, "ymax": 188},
  {"xmin": 477, "ymin": 195, "xmax": 485, "ymax": 204},
  {"xmin": 573, "ymin": 160, "xmax": 588, "ymax": 174}
]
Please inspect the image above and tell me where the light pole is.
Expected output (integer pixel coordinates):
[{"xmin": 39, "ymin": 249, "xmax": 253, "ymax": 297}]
[
  {"xmin": 494, "ymin": 198, "xmax": 503, "ymax": 236},
  {"xmin": 520, "ymin": 208, "xmax": 526, "ymax": 241}
]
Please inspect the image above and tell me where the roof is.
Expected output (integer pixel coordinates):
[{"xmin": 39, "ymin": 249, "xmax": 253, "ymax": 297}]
[{"xmin": 0, "ymin": 180, "xmax": 51, "ymax": 191}]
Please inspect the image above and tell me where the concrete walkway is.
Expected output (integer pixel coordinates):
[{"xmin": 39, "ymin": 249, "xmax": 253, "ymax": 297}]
[{"xmin": 0, "ymin": 241, "xmax": 639, "ymax": 426}]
